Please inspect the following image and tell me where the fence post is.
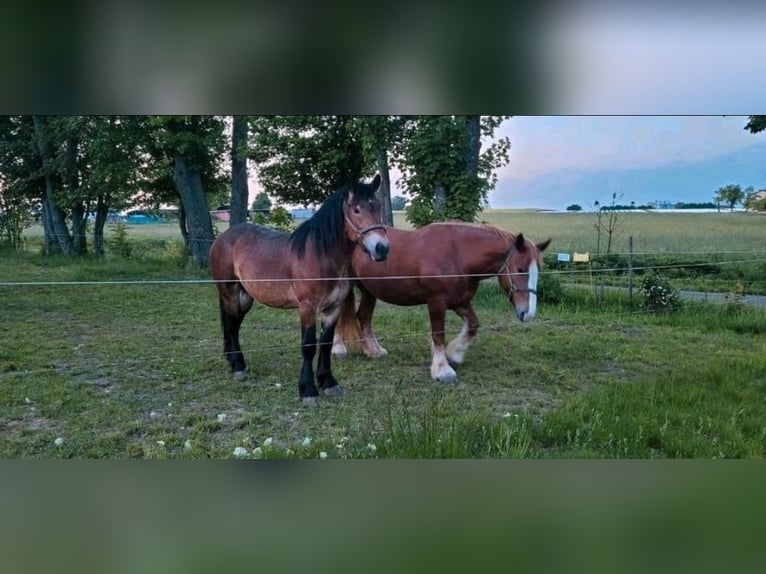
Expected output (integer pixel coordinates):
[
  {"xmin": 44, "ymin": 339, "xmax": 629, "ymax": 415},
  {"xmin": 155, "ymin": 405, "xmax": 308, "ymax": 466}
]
[{"xmin": 628, "ymin": 235, "xmax": 634, "ymax": 308}]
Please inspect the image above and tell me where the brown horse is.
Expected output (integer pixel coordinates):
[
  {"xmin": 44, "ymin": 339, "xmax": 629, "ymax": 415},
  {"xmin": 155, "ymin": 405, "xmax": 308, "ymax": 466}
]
[
  {"xmin": 209, "ymin": 175, "xmax": 390, "ymax": 404},
  {"xmin": 332, "ymin": 222, "xmax": 550, "ymax": 383}
]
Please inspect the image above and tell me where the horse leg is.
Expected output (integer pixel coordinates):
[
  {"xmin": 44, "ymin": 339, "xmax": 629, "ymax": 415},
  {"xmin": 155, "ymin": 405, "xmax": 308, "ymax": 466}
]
[
  {"xmin": 428, "ymin": 301, "xmax": 457, "ymax": 383},
  {"xmin": 331, "ymin": 288, "xmax": 357, "ymax": 357},
  {"xmin": 317, "ymin": 309, "xmax": 343, "ymax": 398},
  {"xmin": 357, "ymin": 285, "xmax": 388, "ymax": 358},
  {"xmin": 298, "ymin": 304, "xmax": 321, "ymax": 405},
  {"xmin": 446, "ymin": 303, "xmax": 480, "ymax": 367},
  {"xmin": 218, "ymin": 283, "xmax": 253, "ymax": 377}
]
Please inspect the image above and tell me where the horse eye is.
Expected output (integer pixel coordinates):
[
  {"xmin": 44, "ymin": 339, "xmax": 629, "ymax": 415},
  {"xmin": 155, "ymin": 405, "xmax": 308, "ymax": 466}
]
[{"xmin": 354, "ymin": 206, "xmax": 361, "ymax": 214}]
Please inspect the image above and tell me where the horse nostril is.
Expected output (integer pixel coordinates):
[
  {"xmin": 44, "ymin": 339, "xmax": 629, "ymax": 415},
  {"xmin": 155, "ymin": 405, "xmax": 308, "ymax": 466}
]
[
  {"xmin": 375, "ymin": 242, "xmax": 389, "ymax": 261},
  {"xmin": 517, "ymin": 310, "xmax": 526, "ymax": 322}
]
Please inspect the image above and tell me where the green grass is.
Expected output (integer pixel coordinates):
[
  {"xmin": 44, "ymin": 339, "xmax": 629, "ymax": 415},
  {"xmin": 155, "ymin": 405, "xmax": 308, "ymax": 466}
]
[{"xmin": 2, "ymin": 241, "xmax": 765, "ymax": 459}]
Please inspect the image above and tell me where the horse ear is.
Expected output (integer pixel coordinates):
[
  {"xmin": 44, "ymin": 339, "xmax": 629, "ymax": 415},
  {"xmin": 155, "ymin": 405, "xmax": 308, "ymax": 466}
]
[
  {"xmin": 514, "ymin": 233, "xmax": 526, "ymax": 251},
  {"xmin": 371, "ymin": 173, "xmax": 381, "ymax": 192},
  {"xmin": 536, "ymin": 238, "xmax": 552, "ymax": 252}
]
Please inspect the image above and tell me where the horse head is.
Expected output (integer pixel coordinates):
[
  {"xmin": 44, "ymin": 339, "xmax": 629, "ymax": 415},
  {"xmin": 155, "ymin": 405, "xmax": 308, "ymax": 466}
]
[
  {"xmin": 344, "ymin": 173, "xmax": 390, "ymax": 262},
  {"xmin": 498, "ymin": 233, "xmax": 551, "ymax": 322}
]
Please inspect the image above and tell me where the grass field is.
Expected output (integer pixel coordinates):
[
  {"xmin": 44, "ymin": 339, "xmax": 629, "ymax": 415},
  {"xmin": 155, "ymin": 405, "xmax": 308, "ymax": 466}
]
[{"xmin": 2, "ymin": 212, "xmax": 765, "ymax": 458}]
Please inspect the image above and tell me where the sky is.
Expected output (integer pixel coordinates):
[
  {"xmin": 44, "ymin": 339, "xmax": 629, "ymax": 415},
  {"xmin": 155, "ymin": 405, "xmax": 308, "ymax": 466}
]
[{"xmin": 489, "ymin": 116, "xmax": 766, "ymax": 210}]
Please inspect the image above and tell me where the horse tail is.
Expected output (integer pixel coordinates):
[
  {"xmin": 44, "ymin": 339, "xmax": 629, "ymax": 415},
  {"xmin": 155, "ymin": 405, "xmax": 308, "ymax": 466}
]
[{"xmin": 335, "ymin": 286, "xmax": 363, "ymax": 354}]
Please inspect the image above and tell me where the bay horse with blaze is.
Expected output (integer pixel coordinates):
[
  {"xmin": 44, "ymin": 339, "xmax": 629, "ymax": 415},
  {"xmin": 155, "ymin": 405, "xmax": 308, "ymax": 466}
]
[
  {"xmin": 332, "ymin": 222, "xmax": 550, "ymax": 383},
  {"xmin": 209, "ymin": 175, "xmax": 390, "ymax": 404}
]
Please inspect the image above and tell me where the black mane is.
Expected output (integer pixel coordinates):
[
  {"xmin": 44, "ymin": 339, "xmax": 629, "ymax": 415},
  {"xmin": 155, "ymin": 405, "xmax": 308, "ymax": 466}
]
[{"xmin": 290, "ymin": 179, "xmax": 377, "ymax": 259}]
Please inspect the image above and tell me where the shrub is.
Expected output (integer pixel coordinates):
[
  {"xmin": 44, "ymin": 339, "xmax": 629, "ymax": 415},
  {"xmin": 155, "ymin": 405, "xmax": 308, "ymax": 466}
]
[
  {"xmin": 107, "ymin": 222, "xmax": 132, "ymax": 258},
  {"xmin": 538, "ymin": 272, "xmax": 564, "ymax": 304},
  {"xmin": 640, "ymin": 274, "xmax": 681, "ymax": 313}
]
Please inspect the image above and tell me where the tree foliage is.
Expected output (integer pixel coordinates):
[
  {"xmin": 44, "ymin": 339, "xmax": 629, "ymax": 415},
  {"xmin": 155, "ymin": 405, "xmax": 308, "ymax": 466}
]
[
  {"xmin": 248, "ymin": 116, "xmax": 369, "ymax": 206},
  {"xmin": 714, "ymin": 184, "xmax": 747, "ymax": 212},
  {"xmin": 252, "ymin": 192, "xmax": 272, "ymax": 212},
  {"xmin": 395, "ymin": 116, "xmax": 510, "ymax": 227},
  {"xmin": 745, "ymin": 116, "xmax": 766, "ymax": 134}
]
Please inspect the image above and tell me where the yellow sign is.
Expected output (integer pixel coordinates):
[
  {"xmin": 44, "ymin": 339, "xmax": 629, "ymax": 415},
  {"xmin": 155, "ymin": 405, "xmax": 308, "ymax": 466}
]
[{"xmin": 573, "ymin": 252, "xmax": 590, "ymax": 263}]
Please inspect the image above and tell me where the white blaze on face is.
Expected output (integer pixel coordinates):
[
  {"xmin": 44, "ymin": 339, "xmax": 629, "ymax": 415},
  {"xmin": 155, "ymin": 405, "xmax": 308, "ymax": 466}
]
[{"xmin": 526, "ymin": 260, "xmax": 539, "ymax": 321}]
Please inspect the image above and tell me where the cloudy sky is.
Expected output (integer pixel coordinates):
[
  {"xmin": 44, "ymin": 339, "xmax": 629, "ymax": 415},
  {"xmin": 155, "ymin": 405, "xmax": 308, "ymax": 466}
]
[{"xmin": 489, "ymin": 116, "xmax": 766, "ymax": 209}]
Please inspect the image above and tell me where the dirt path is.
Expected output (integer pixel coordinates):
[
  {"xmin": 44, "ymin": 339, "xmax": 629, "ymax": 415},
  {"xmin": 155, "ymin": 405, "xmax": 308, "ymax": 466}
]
[{"xmin": 565, "ymin": 285, "xmax": 766, "ymax": 307}]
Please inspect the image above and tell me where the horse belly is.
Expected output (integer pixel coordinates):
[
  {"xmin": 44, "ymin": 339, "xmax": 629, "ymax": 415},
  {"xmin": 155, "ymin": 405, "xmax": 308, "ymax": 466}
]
[
  {"xmin": 244, "ymin": 281, "xmax": 300, "ymax": 309},
  {"xmin": 360, "ymin": 278, "xmax": 428, "ymax": 306}
]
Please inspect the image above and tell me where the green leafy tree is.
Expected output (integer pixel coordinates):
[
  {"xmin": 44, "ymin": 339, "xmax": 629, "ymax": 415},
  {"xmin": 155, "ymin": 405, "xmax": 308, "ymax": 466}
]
[
  {"xmin": 395, "ymin": 116, "xmax": 510, "ymax": 227},
  {"xmin": 745, "ymin": 116, "xmax": 766, "ymax": 133},
  {"xmin": 714, "ymin": 184, "xmax": 745, "ymax": 212},
  {"xmin": 143, "ymin": 116, "xmax": 227, "ymax": 266},
  {"xmin": 251, "ymin": 192, "xmax": 272, "ymax": 212},
  {"xmin": 248, "ymin": 116, "xmax": 369, "ymax": 206},
  {"xmin": 566, "ymin": 204, "xmax": 582, "ymax": 212}
]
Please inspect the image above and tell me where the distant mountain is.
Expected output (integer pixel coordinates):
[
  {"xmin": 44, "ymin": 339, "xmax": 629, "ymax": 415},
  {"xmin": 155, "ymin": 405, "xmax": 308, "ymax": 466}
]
[{"xmin": 493, "ymin": 141, "xmax": 766, "ymax": 210}]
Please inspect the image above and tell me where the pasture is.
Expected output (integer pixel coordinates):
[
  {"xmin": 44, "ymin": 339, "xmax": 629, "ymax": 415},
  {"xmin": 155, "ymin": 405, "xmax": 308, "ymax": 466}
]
[{"xmin": 2, "ymin": 211, "xmax": 765, "ymax": 458}]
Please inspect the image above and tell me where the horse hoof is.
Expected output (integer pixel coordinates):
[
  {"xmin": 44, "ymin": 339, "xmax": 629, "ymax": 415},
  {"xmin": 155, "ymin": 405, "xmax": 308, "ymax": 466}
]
[
  {"xmin": 233, "ymin": 370, "xmax": 247, "ymax": 380},
  {"xmin": 322, "ymin": 385, "xmax": 343, "ymax": 398},
  {"xmin": 302, "ymin": 396, "xmax": 320, "ymax": 407},
  {"xmin": 434, "ymin": 372, "xmax": 458, "ymax": 384}
]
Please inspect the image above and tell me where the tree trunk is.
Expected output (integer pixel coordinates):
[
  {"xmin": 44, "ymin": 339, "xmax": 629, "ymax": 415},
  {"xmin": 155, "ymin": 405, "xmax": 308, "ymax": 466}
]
[
  {"xmin": 93, "ymin": 194, "xmax": 109, "ymax": 257},
  {"xmin": 177, "ymin": 202, "xmax": 189, "ymax": 248},
  {"xmin": 229, "ymin": 115, "xmax": 249, "ymax": 226},
  {"xmin": 65, "ymin": 132, "xmax": 88, "ymax": 255},
  {"xmin": 32, "ymin": 115, "xmax": 73, "ymax": 255},
  {"xmin": 434, "ymin": 183, "xmax": 447, "ymax": 221},
  {"xmin": 173, "ymin": 154, "xmax": 215, "ymax": 267},
  {"xmin": 376, "ymin": 148, "xmax": 393, "ymax": 226},
  {"xmin": 464, "ymin": 115, "xmax": 481, "ymax": 179},
  {"xmin": 70, "ymin": 202, "xmax": 88, "ymax": 255},
  {"xmin": 40, "ymin": 200, "xmax": 61, "ymax": 255}
]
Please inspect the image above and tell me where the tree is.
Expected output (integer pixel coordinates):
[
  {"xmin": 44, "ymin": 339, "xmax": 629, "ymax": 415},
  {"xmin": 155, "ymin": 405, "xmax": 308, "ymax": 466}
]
[
  {"xmin": 395, "ymin": 116, "xmax": 510, "ymax": 227},
  {"xmin": 744, "ymin": 189, "xmax": 766, "ymax": 211},
  {"xmin": 745, "ymin": 116, "xmax": 766, "ymax": 133},
  {"xmin": 229, "ymin": 115, "xmax": 249, "ymax": 226},
  {"xmin": 252, "ymin": 192, "xmax": 272, "ymax": 213},
  {"xmin": 391, "ymin": 196, "xmax": 407, "ymax": 210},
  {"xmin": 147, "ymin": 116, "xmax": 227, "ymax": 266},
  {"xmin": 714, "ymin": 184, "xmax": 745, "ymax": 212},
  {"xmin": 592, "ymin": 193, "xmax": 627, "ymax": 256},
  {"xmin": 566, "ymin": 204, "xmax": 582, "ymax": 212},
  {"xmin": 248, "ymin": 116, "xmax": 369, "ymax": 206}
]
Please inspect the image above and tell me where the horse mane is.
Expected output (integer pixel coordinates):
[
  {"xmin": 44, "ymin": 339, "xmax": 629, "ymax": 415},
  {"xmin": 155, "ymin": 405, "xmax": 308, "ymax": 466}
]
[
  {"xmin": 290, "ymin": 179, "xmax": 377, "ymax": 259},
  {"xmin": 431, "ymin": 220, "xmax": 515, "ymax": 242}
]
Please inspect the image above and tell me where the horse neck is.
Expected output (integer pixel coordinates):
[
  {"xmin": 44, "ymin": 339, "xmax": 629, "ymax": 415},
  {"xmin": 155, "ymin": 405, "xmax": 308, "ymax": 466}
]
[{"xmin": 468, "ymin": 229, "xmax": 515, "ymax": 275}]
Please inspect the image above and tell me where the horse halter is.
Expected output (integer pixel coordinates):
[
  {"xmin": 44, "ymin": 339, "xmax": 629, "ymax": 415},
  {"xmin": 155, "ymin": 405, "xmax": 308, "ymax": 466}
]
[
  {"xmin": 500, "ymin": 245, "xmax": 537, "ymax": 299},
  {"xmin": 344, "ymin": 208, "xmax": 387, "ymax": 241}
]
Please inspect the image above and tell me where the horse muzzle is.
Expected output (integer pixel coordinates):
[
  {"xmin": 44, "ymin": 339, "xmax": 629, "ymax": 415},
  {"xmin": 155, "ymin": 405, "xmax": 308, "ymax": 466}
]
[{"xmin": 364, "ymin": 237, "xmax": 390, "ymax": 261}]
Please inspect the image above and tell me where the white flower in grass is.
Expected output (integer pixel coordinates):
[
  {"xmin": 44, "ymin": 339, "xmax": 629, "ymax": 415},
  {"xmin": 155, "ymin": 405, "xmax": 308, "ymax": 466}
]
[
  {"xmin": 54, "ymin": 437, "xmax": 65, "ymax": 447},
  {"xmin": 233, "ymin": 446, "xmax": 248, "ymax": 458},
  {"xmin": 275, "ymin": 383, "xmax": 282, "ymax": 389},
  {"xmin": 367, "ymin": 443, "xmax": 377, "ymax": 452},
  {"xmin": 302, "ymin": 437, "xmax": 312, "ymax": 447},
  {"xmin": 319, "ymin": 451, "xmax": 328, "ymax": 459},
  {"xmin": 25, "ymin": 397, "xmax": 32, "ymax": 404},
  {"xmin": 184, "ymin": 440, "xmax": 192, "ymax": 450},
  {"xmin": 150, "ymin": 411, "xmax": 159, "ymax": 418},
  {"xmin": 503, "ymin": 412, "xmax": 512, "ymax": 418},
  {"xmin": 253, "ymin": 447, "xmax": 263, "ymax": 459},
  {"xmin": 156, "ymin": 440, "xmax": 166, "ymax": 447},
  {"xmin": 286, "ymin": 448, "xmax": 294, "ymax": 456},
  {"xmin": 263, "ymin": 437, "xmax": 273, "ymax": 447},
  {"xmin": 217, "ymin": 413, "xmax": 227, "ymax": 422}
]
